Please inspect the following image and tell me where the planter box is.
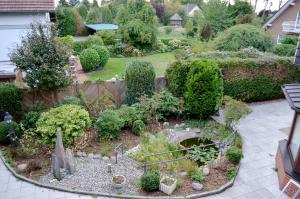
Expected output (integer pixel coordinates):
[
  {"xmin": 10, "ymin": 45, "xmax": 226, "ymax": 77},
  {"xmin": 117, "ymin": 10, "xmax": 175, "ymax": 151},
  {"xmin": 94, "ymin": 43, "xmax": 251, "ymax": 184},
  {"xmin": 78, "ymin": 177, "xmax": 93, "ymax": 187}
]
[
  {"xmin": 159, "ymin": 177, "xmax": 177, "ymax": 195},
  {"xmin": 111, "ymin": 175, "xmax": 126, "ymax": 189}
]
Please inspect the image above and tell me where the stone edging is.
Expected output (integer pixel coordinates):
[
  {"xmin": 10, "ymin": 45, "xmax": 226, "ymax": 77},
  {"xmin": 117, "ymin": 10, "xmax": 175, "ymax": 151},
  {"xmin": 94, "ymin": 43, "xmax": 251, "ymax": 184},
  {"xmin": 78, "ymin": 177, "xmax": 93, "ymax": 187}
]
[{"xmin": 0, "ymin": 151, "xmax": 238, "ymax": 199}]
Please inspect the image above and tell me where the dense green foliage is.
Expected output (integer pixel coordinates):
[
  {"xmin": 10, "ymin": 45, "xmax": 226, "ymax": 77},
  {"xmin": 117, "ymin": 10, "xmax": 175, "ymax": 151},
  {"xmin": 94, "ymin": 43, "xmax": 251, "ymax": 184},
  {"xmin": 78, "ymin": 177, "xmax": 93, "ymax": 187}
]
[
  {"xmin": 10, "ymin": 23, "xmax": 71, "ymax": 91},
  {"xmin": 95, "ymin": 110, "xmax": 124, "ymax": 139},
  {"xmin": 185, "ymin": 60, "xmax": 223, "ymax": 118},
  {"xmin": 191, "ymin": 170, "xmax": 206, "ymax": 182},
  {"xmin": 273, "ymin": 44, "xmax": 296, "ymax": 57},
  {"xmin": 226, "ymin": 146, "xmax": 243, "ymax": 165},
  {"xmin": 22, "ymin": 111, "xmax": 42, "ymax": 130},
  {"xmin": 60, "ymin": 96, "xmax": 83, "ymax": 107},
  {"xmin": 97, "ymin": 30, "xmax": 117, "ymax": 45},
  {"xmin": 214, "ymin": 24, "xmax": 274, "ymax": 52},
  {"xmin": 140, "ymin": 171, "xmax": 160, "ymax": 192},
  {"xmin": 92, "ymin": 45, "xmax": 110, "ymax": 68},
  {"xmin": 132, "ymin": 119, "xmax": 145, "ymax": 135},
  {"xmin": 282, "ymin": 35, "xmax": 298, "ymax": 45},
  {"xmin": 0, "ymin": 121, "xmax": 20, "ymax": 144},
  {"xmin": 125, "ymin": 61, "xmax": 155, "ymax": 105},
  {"xmin": 117, "ymin": 106, "xmax": 142, "ymax": 128},
  {"xmin": 220, "ymin": 57, "xmax": 300, "ymax": 102},
  {"xmin": 165, "ymin": 60, "xmax": 190, "ymax": 97},
  {"xmin": 56, "ymin": 7, "xmax": 76, "ymax": 36},
  {"xmin": 0, "ymin": 83, "xmax": 23, "ymax": 121},
  {"xmin": 85, "ymin": 35, "xmax": 104, "ymax": 48},
  {"xmin": 79, "ymin": 48, "xmax": 100, "ymax": 72},
  {"xmin": 37, "ymin": 105, "xmax": 91, "ymax": 145}
]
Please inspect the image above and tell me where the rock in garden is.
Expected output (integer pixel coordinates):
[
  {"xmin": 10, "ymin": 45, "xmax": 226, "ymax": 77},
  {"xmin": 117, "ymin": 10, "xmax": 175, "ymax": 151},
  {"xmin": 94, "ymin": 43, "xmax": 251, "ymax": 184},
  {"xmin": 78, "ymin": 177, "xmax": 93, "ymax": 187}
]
[
  {"xmin": 51, "ymin": 154, "xmax": 61, "ymax": 180},
  {"xmin": 93, "ymin": 154, "xmax": 102, "ymax": 159},
  {"xmin": 163, "ymin": 122, "xmax": 169, "ymax": 128},
  {"xmin": 65, "ymin": 148, "xmax": 75, "ymax": 174},
  {"xmin": 76, "ymin": 151, "xmax": 83, "ymax": 157},
  {"xmin": 203, "ymin": 166, "xmax": 210, "ymax": 176},
  {"xmin": 82, "ymin": 152, "xmax": 87, "ymax": 157},
  {"xmin": 103, "ymin": 156, "xmax": 109, "ymax": 161},
  {"xmin": 55, "ymin": 128, "xmax": 66, "ymax": 168},
  {"xmin": 192, "ymin": 182, "xmax": 203, "ymax": 191},
  {"xmin": 88, "ymin": 153, "xmax": 94, "ymax": 159},
  {"xmin": 180, "ymin": 171, "xmax": 188, "ymax": 177},
  {"xmin": 17, "ymin": 163, "xmax": 28, "ymax": 172}
]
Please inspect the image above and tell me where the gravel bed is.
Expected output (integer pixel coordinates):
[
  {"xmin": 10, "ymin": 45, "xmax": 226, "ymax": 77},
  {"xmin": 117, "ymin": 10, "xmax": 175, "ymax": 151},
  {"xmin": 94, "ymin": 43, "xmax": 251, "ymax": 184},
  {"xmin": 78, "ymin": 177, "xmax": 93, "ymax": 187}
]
[{"xmin": 39, "ymin": 155, "xmax": 143, "ymax": 195}]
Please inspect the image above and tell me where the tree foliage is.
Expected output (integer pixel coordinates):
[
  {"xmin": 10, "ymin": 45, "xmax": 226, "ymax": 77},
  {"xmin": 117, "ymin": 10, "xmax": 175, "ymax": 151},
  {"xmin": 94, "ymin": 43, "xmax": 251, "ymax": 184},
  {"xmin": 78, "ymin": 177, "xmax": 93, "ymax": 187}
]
[
  {"xmin": 56, "ymin": 6, "xmax": 76, "ymax": 36},
  {"xmin": 10, "ymin": 23, "xmax": 71, "ymax": 91}
]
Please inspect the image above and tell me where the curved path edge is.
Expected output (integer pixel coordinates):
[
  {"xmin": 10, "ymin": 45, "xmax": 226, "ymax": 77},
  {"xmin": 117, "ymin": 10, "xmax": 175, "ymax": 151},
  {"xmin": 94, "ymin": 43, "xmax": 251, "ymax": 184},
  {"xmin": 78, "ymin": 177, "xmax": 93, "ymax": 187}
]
[{"xmin": 0, "ymin": 151, "xmax": 237, "ymax": 199}]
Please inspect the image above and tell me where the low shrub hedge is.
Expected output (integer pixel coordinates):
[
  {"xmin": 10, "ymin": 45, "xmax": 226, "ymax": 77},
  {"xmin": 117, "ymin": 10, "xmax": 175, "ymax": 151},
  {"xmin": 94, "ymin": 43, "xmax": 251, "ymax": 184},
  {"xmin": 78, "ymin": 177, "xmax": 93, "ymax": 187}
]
[
  {"xmin": 226, "ymin": 146, "xmax": 243, "ymax": 165},
  {"xmin": 166, "ymin": 54, "xmax": 300, "ymax": 103},
  {"xmin": 140, "ymin": 171, "xmax": 160, "ymax": 192}
]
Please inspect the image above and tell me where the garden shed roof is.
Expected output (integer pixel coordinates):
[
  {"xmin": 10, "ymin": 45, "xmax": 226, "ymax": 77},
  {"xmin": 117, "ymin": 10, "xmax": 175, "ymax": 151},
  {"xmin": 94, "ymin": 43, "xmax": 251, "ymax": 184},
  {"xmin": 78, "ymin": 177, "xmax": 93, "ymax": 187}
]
[
  {"xmin": 0, "ymin": 0, "xmax": 54, "ymax": 12},
  {"xmin": 282, "ymin": 84, "xmax": 300, "ymax": 112},
  {"xmin": 170, "ymin": 13, "xmax": 183, "ymax": 21},
  {"xmin": 85, "ymin": 24, "xmax": 119, "ymax": 31}
]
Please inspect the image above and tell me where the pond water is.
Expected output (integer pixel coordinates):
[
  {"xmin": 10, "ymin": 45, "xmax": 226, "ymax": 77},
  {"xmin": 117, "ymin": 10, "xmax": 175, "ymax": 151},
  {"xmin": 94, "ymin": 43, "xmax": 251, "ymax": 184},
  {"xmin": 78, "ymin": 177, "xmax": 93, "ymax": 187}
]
[{"xmin": 180, "ymin": 137, "xmax": 214, "ymax": 148}]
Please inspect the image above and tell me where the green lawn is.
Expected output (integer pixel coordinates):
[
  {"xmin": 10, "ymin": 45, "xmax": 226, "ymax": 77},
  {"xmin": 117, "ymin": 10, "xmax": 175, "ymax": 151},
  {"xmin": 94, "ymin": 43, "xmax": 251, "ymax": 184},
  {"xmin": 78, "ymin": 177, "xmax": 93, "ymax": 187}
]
[{"xmin": 87, "ymin": 52, "xmax": 175, "ymax": 81}]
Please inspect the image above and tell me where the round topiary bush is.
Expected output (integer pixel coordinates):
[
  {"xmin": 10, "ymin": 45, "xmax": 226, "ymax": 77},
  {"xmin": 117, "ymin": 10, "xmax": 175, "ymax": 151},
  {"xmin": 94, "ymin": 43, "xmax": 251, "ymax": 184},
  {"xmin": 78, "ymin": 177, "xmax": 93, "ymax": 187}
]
[
  {"xmin": 79, "ymin": 48, "xmax": 100, "ymax": 72},
  {"xmin": 140, "ymin": 171, "xmax": 160, "ymax": 192},
  {"xmin": 92, "ymin": 45, "xmax": 110, "ymax": 68},
  {"xmin": 165, "ymin": 60, "xmax": 190, "ymax": 97},
  {"xmin": 125, "ymin": 61, "xmax": 156, "ymax": 105},
  {"xmin": 132, "ymin": 120, "xmax": 145, "ymax": 136},
  {"xmin": 214, "ymin": 24, "xmax": 275, "ymax": 52},
  {"xmin": 95, "ymin": 110, "xmax": 124, "ymax": 139},
  {"xmin": 226, "ymin": 146, "xmax": 243, "ymax": 165},
  {"xmin": 0, "ymin": 121, "xmax": 20, "ymax": 144},
  {"xmin": 0, "ymin": 83, "xmax": 23, "ymax": 121},
  {"xmin": 185, "ymin": 60, "xmax": 223, "ymax": 118},
  {"xmin": 37, "ymin": 104, "xmax": 91, "ymax": 145}
]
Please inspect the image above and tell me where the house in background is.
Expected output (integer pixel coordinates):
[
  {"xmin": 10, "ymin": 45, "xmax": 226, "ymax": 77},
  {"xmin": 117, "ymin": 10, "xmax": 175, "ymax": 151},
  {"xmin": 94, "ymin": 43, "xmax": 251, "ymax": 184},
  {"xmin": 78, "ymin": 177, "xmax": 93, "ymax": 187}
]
[
  {"xmin": 263, "ymin": 0, "xmax": 300, "ymax": 43},
  {"xmin": 185, "ymin": 3, "xmax": 201, "ymax": 17},
  {"xmin": 0, "ymin": 0, "xmax": 55, "ymax": 82},
  {"xmin": 170, "ymin": 13, "xmax": 183, "ymax": 27}
]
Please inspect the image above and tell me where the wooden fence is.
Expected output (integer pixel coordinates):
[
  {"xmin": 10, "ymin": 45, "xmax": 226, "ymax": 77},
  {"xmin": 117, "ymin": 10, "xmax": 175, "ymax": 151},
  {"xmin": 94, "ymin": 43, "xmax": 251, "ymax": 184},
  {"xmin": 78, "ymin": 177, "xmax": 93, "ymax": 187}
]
[{"xmin": 21, "ymin": 77, "xmax": 167, "ymax": 110}]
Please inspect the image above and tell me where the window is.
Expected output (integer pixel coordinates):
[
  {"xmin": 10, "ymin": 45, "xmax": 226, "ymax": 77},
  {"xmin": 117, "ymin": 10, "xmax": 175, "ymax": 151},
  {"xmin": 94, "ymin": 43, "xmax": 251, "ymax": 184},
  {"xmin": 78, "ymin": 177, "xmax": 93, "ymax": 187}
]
[
  {"xmin": 277, "ymin": 34, "xmax": 284, "ymax": 44},
  {"xmin": 290, "ymin": 114, "xmax": 300, "ymax": 161}
]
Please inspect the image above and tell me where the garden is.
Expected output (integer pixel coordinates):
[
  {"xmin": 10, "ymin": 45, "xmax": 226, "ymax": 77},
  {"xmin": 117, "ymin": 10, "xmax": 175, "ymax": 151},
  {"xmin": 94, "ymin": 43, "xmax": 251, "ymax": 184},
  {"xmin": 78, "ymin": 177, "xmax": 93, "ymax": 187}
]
[{"xmin": 1, "ymin": 41, "xmax": 251, "ymax": 196}]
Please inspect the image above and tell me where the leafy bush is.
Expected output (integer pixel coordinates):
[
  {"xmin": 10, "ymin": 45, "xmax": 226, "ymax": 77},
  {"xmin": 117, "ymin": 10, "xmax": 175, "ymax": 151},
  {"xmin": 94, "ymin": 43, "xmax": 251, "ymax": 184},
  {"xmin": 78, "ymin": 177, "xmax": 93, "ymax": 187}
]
[
  {"xmin": 282, "ymin": 35, "xmax": 298, "ymax": 45},
  {"xmin": 54, "ymin": 35, "xmax": 74, "ymax": 57},
  {"xmin": 132, "ymin": 120, "xmax": 145, "ymax": 135},
  {"xmin": 223, "ymin": 96, "xmax": 251, "ymax": 129},
  {"xmin": 96, "ymin": 30, "xmax": 116, "ymax": 45},
  {"xmin": 226, "ymin": 146, "xmax": 243, "ymax": 165},
  {"xmin": 79, "ymin": 48, "xmax": 100, "ymax": 72},
  {"xmin": 185, "ymin": 60, "xmax": 223, "ymax": 118},
  {"xmin": 214, "ymin": 24, "xmax": 274, "ymax": 52},
  {"xmin": 92, "ymin": 45, "xmax": 110, "ymax": 68},
  {"xmin": 117, "ymin": 106, "xmax": 142, "ymax": 128},
  {"xmin": 0, "ymin": 83, "xmax": 23, "ymax": 121},
  {"xmin": 0, "ymin": 121, "xmax": 20, "ymax": 144},
  {"xmin": 10, "ymin": 23, "xmax": 71, "ymax": 91},
  {"xmin": 125, "ymin": 61, "xmax": 155, "ymax": 105},
  {"xmin": 85, "ymin": 35, "xmax": 104, "ymax": 48},
  {"xmin": 56, "ymin": 7, "xmax": 76, "ymax": 36},
  {"xmin": 140, "ymin": 171, "xmax": 160, "ymax": 192},
  {"xmin": 95, "ymin": 110, "xmax": 124, "ymax": 139},
  {"xmin": 37, "ymin": 105, "xmax": 91, "ymax": 145},
  {"xmin": 225, "ymin": 167, "xmax": 238, "ymax": 180},
  {"xmin": 191, "ymin": 170, "xmax": 206, "ymax": 182},
  {"xmin": 165, "ymin": 60, "xmax": 190, "ymax": 97},
  {"xmin": 73, "ymin": 41, "xmax": 86, "ymax": 54},
  {"xmin": 153, "ymin": 90, "xmax": 180, "ymax": 120},
  {"xmin": 21, "ymin": 111, "xmax": 42, "ymax": 130},
  {"xmin": 273, "ymin": 44, "xmax": 296, "ymax": 57},
  {"xmin": 59, "ymin": 96, "xmax": 82, "ymax": 107}
]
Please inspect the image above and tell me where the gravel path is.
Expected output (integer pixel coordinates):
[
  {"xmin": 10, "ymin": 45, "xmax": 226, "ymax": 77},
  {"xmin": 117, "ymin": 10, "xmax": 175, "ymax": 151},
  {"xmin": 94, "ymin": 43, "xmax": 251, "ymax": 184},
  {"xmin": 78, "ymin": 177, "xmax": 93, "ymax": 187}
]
[{"xmin": 40, "ymin": 155, "xmax": 143, "ymax": 195}]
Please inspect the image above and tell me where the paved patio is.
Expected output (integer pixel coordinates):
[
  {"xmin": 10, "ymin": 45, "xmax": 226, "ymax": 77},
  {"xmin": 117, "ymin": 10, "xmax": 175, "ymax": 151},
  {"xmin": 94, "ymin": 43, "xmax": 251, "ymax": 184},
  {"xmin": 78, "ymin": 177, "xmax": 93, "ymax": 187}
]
[{"xmin": 0, "ymin": 100, "xmax": 293, "ymax": 199}]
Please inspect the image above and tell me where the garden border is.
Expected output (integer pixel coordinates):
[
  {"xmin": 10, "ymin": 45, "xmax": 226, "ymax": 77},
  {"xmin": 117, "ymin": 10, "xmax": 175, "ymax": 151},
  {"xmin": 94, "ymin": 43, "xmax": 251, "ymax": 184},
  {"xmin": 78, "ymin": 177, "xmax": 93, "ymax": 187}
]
[{"xmin": 0, "ymin": 151, "xmax": 239, "ymax": 199}]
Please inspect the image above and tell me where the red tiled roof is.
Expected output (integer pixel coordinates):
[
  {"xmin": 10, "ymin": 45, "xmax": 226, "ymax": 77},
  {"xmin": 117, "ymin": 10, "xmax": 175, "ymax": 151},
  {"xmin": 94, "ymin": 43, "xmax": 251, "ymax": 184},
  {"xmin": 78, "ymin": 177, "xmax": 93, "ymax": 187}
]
[{"xmin": 0, "ymin": 0, "xmax": 55, "ymax": 12}]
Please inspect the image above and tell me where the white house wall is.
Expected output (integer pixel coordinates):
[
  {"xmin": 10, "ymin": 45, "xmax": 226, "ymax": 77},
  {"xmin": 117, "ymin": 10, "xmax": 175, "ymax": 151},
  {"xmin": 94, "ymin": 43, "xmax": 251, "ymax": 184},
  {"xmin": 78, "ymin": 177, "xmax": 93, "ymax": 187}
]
[{"xmin": 0, "ymin": 12, "xmax": 49, "ymax": 61}]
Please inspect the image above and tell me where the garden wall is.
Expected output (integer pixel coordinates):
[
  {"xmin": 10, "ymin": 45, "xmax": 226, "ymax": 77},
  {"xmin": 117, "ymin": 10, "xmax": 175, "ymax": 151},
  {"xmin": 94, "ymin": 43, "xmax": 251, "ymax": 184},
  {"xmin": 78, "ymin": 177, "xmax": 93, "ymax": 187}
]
[{"xmin": 21, "ymin": 77, "xmax": 166, "ymax": 110}]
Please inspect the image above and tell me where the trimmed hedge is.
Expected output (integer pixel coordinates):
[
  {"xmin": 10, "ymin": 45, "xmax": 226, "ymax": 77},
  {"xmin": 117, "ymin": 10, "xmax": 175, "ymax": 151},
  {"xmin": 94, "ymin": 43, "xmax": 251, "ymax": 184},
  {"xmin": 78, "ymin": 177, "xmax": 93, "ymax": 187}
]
[
  {"xmin": 125, "ymin": 61, "xmax": 156, "ymax": 105},
  {"xmin": 185, "ymin": 60, "xmax": 223, "ymax": 118},
  {"xmin": 220, "ymin": 57, "xmax": 300, "ymax": 102},
  {"xmin": 166, "ymin": 54, "xmax": 300, "ymax": 103},
  {"xmin": 92, "ymin": 45, "xmax": 110, "ymax": 68}
]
